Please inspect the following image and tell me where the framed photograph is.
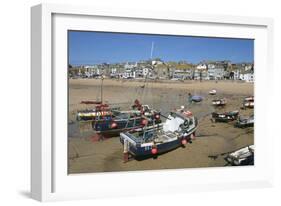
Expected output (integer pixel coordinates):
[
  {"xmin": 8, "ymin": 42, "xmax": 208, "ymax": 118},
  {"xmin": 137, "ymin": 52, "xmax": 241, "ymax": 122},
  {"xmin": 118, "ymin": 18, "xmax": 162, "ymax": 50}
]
[{"xmin": 31, "ymin": 3, "xmax": 274, "ymax": 201}]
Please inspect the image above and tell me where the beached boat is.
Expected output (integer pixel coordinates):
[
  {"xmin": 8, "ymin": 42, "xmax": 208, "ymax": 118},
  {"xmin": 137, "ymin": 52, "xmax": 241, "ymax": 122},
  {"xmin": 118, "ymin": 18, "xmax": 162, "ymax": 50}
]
[
  {"xmin": 235, "ymin": 115, "xmax": 254, "ymax": 128},
  {"xmin": 76, "ymin": 76, "xmax": 116, "ymax": 121},
  {"xmin": 120, "ymin": 109, "xmax": 198, "ymax": 160},
  {"xmin": 76, "ymin": 104, "xmax": 120, "ymax": 121},
  {"xmin": 242, "ymin": 96, "xmax": 254, "ymax": 109},
  {"xmin": 212, "ymin": 98, "xmax": 227, "ymax": 106},
  {"xmin": 211, "ymin": 110, "xmax": 239, "ymax": 123},
  {"xmin": 209, "ymin": 89, "xmax": 217, "ymax": 95},
  {"xmin": 244, "ymin": 101, "xmax": 254, "ymax": 108},
  {"xmin": 90, "ymin": 100, "xmax": 162, "ymax": 137},
  {"xmin": 225, "ymin": 145, "xmax": 254, "ymax": 166},
  {"xmin": 76, "ymin": 75, "xmax": 162, "ymax": 136},
  {"xmin": 244, "ymin": 96, "xmax": 254, "ymax": 101},
  {"xmin": 80, "ymin": 100, "xmax": 102, "ymax": 104},
  {"xmin": 191, "ymin": 95, "xmax": 203, "ymax": 102},
  {"xmin": 243, "ymin": 101, "xmax": 254, "ymax": 108},
  {"xmin": 188, "ymin": 93, "xmax": 203, "ymax": 103}
]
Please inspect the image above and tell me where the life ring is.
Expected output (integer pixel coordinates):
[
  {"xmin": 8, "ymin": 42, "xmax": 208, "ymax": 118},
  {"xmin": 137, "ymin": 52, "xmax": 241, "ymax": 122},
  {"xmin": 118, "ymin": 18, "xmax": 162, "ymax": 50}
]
[{"xmin": 183, "ymin": 120, "xmax": 189, "ymax": 127}]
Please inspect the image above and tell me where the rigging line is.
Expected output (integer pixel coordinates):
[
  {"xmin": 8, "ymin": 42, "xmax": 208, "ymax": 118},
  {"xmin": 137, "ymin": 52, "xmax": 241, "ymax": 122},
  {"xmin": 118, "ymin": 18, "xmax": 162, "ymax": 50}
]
[
  {"xmin": 151, "ymin": 79, "xmax": 155, "ymax": 109},
  {"xmin": 150, "ymin": 41, "xmax": 154, "ymax": 60},
  {"xmin": 141, "ymin": 74, "xmax": 148, "ymax": 103}
]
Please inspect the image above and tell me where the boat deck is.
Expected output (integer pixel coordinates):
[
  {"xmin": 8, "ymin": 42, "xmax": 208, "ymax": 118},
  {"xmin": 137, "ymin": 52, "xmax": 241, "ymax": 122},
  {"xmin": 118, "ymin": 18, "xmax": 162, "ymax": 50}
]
[{"xmin": 154, "ymin": 131, "xmax": 178, "ymax": 143}]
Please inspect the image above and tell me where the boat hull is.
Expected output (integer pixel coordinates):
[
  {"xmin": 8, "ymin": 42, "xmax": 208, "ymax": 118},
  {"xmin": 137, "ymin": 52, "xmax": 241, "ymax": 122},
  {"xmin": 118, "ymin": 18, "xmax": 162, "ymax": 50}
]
[
  {"xmin": 120, "ymin": 123, "xmax": 197, "ymax": 157},
  {"xmin": 129, "ymin": 135, "xmax": 193, "ymax": 157},
  {"xmin": 120, "ymin": 111, "xmax": 198, "ymax": 159},
  {"xmin": 211, "ymin": 111, "xmax": 239, "ymax": 122},
  {"xmin": 93, "ymin": 118, "xmax": 161, "ymax": 136},
  {"xmin": 191, "ymin": 96, "xmax": 203, "ymax": 102}
]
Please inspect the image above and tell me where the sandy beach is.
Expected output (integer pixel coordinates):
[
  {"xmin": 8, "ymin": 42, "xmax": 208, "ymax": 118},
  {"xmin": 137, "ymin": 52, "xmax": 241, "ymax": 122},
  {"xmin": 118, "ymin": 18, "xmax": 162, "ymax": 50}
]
[{"xmin": 68, "ymin": 78, "xmax": 254, "ymax": 174}]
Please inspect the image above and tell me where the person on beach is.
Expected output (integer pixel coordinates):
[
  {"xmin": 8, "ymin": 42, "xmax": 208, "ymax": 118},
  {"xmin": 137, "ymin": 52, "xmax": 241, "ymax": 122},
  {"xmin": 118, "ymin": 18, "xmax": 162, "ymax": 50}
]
[{"xmin": 188, "ymin": 93, "xmax": 193, "ymax": 104}]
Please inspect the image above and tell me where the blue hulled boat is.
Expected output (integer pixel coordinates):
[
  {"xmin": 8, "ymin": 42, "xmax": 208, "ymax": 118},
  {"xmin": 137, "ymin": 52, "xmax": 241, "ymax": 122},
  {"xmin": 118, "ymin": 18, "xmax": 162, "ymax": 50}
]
[
  {"xmin": 120, "ymin": 109, "xmax": 198, "ymax": 159},
  {"xmin": 92, "ymin": 107, "xmax": 161, "ymax": 136},
  {"xmin": 89, "ymin": 100, "xmax": 161, "ymax": 137},
  {"xmin": 188, "ymin": 93, "xmax": 203, "ymax": 103}
]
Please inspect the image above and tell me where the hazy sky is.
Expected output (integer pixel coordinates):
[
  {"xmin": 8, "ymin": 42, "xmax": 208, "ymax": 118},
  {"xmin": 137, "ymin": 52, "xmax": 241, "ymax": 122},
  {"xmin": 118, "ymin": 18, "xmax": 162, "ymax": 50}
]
[{"xmin": 68, "ymin": 31, "xmax": 254, "ymax": 65}]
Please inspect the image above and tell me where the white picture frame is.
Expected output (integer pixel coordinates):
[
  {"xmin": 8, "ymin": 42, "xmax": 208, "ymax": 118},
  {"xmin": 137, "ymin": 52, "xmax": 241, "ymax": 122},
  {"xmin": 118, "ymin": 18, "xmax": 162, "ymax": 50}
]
[{"xmin": 31, "ymin": 3, "xmax": 274, "ymax": 202}]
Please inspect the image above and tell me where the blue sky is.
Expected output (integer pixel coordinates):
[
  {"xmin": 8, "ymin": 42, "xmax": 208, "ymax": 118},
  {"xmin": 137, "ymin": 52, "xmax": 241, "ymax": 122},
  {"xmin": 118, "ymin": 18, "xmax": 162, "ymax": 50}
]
[{"xmin": 68, "ymin": 31, "xmax": 254, "ymax": 65}]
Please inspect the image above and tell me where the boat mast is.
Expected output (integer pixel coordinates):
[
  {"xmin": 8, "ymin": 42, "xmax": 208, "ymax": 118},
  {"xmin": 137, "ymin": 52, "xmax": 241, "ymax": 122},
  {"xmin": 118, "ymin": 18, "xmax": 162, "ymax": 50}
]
[
  {"xmin": 101, "ymin": 75, "xmax": 104, "ymax": 104},
  {"xmin": 150, "ymin": 41, "xmax": 154, "ymax": 60}
]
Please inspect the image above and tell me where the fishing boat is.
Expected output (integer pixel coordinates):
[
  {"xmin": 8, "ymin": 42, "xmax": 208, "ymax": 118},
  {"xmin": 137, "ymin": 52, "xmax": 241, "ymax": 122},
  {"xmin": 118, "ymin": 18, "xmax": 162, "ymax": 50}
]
[
  {"xmin": 76, "ymin": 75, "xmax": 119, "ymax": 121},
  {"xmin": 212, "ymin": 98, "xmax": 226, "ymax": 106},
  {"xmin": 91, "ymin": 101, "xmax": 162, "ymax": 137},
  {"xmin": 76, "ymin": 104, "xmax": 120, "ymax": 121},
  {"xmin": 235, "ymin": 115, "xmax": 254, "ymax": 128},
  {"xmin": 76, "ymin": 75, "xmax": 161, "ymax": 136},
  {"xmin": 211, "ymin": 110, "xmax": 239, "ymax": 123},
  {"xmin": 120, "ymin": 109, "xmax": 198, "ymax": 160},
  {"xmin": 209, "ymin": 89, "xmax": 217, "ymax": 95},
  {"xmin": 225, "ymin": 145, "xmax": 254, "ymax": 166}
]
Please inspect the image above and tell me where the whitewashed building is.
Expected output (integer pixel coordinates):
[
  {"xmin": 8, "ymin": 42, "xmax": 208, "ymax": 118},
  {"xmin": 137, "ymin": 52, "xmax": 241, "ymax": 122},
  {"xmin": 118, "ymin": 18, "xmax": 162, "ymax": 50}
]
[
  {"xmin": 233, "ymin": 70, "xmax": 240, "ymax": 80},
  {"xmin": 193, "ymin": 69, "xmax": 209, "ymax": 80},
  {"xmin": 196, "ymin": 64, "xmax": 207, "ymax": 70},
  {"xmin": 172, "ymin": 69, "xmax": 193, "ymax": 80},
  {"xmin": 207, "ymin": 64, "xmax": 215, "ymax": 70},
  {"xmin": 244, "ymin": 65, "xmax": 253, "ymax": 71},
  {"xmin": 152, "ymin": 60, "xmax": 164, "ymax": 66},
  {"xmin": 240, "ymin": 71, "xmax": 254, "ymax": 82},
  {"xmin": 208, "ymin": 68, "xmax": 225, "ymax": 80},
  {"xmin": 142, "ymin": 67, "xmax": 150, "ymax": 76},
  {"xmin": 122, "ymin": 68, "xmax": 136, "ymax": 79}
]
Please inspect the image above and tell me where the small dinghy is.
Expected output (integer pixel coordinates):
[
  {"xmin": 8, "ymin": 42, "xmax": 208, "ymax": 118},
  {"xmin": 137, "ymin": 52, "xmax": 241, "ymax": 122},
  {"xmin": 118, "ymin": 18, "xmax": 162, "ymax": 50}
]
[
  {"xmin": 244, "ymin": 96, "xmax": 254, "ymax": 101},
  {"xmin": 211, "ymin": 110, "xmax": 239, "ymax": 123},
  {"xmin": 209, "ymin": 89, "xmax": 217, "ymax": 95},
  {"xmin": 242, "ymin": 96, "xmax": 254, "ymax": 109},
  {"xmin": 188, "ymin": 93, "xmax": 203, "ymax": 103},
  {"xmin": 191, "ymin": 95, "xmax": 203, "ymax": 102},
  {"xmin": 212, "ymin": 98, "xmax": 226, "ymax": 106},
  {"xmin": 243, "ymin": 101, "xmax": 254, "ymax": 108},
  {"xmin": 225, "ymin": 145, "xmax": 254, "ymax": 166}
]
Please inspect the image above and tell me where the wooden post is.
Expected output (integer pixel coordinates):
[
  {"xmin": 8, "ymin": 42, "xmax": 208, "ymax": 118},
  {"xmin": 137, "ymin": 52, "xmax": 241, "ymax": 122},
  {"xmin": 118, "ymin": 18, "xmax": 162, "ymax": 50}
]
[
  {"xmin": 191, "ymin": 132, "xmax": 196, "ymax": 140},
  {"xmin": 123, "ymin": 139, "xmax": 129, "ymax": 163}
]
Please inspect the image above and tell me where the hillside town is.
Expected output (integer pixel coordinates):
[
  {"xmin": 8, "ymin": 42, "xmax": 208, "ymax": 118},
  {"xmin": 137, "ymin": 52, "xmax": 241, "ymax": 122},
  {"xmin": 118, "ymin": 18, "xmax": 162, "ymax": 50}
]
[{"xmin": 68, "ymin": 59, "xmax": 254, "ymax": 82}]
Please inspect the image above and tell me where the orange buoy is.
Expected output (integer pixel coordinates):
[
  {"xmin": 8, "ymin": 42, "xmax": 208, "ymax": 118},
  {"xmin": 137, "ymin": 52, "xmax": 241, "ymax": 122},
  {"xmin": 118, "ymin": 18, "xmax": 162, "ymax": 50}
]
[
  {"xmin": 111, "ymin": 122, "xmax": 118, "ymax": 129},
  {"xmin": 181, "ymin": 139, "xmax": 187, "ymax": 145},
  {"xmin": 155, "ymin": 114, "xmax": 160, "ymax": 119},
  {"xmin": 141, "ymin": 119, "xmax": 148, "ymax": 125},
  {"xmin": 151, "ymin": 147, "xmax": 158, "ymax": 155}
]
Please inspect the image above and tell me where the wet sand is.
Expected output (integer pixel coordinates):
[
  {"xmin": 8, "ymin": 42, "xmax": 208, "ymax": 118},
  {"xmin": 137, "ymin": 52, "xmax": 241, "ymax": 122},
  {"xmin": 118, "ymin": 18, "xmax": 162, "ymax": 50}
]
[{"xmin": 68, "ymin": 79, "xmax": 254, "ymax": 174}]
